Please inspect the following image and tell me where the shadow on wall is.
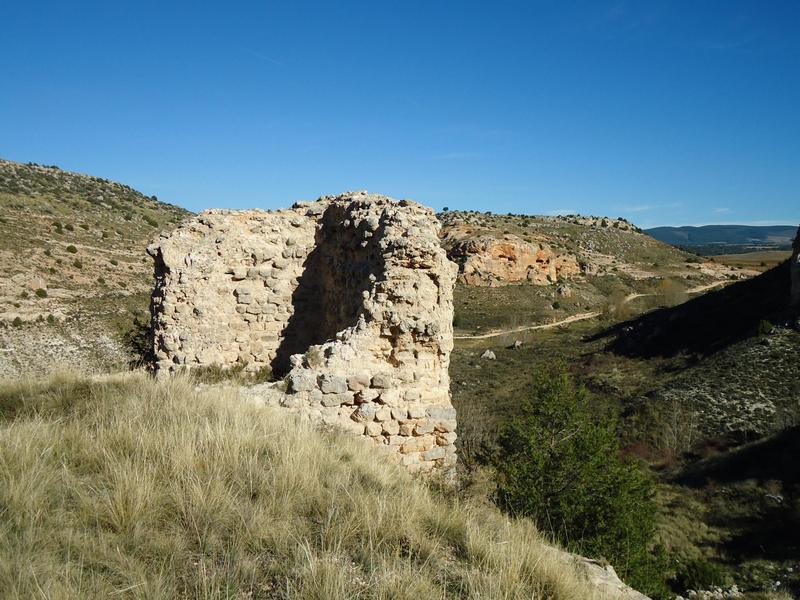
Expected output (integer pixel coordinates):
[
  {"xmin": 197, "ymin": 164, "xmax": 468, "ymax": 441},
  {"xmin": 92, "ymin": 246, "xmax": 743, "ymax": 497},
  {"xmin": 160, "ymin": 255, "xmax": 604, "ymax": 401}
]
[{"xmin": 271, "ymin": 205, "xmax": 387, "ymax": 376}]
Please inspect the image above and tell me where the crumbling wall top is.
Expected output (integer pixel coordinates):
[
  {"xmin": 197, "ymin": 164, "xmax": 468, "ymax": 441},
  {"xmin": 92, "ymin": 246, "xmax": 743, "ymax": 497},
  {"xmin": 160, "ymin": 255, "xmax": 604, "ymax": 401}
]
[{"xmin": 149, "ymin": 191, "xmax": 459, "ymax": 473}]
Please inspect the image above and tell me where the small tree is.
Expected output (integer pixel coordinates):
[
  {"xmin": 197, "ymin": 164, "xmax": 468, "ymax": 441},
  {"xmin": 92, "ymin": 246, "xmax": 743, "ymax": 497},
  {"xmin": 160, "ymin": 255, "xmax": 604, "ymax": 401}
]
[
  {"xmin": 493, "ymin": 370, "xmax": 668, "ymax": 597},
  {"xmin": 658, "ymin": 278, "xmax": 686, "ymax": 306},
  {"xmin": 604, "ymin": 289, "xmax": 632, "ymax": 321}
]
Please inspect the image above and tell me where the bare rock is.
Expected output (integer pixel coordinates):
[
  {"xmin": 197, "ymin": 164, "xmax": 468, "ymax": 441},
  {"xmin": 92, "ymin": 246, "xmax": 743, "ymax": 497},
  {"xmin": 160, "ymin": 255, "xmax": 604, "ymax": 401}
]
[{"xmin": 448, "ymin": 235, "xmax": 580, "ymax": 287}]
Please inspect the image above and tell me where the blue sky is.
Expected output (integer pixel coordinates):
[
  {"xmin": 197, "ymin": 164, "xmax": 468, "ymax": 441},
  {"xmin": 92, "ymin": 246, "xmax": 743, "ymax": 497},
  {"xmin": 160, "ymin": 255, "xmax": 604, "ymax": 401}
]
[{"xmin": 1, "ymin": 1, "xmax": 798, "ymax": 228}]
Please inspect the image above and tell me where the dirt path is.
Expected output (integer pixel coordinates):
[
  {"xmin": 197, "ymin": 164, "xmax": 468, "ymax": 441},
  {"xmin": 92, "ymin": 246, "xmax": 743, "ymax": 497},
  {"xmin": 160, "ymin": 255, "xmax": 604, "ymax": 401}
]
[
  {"xmin": 453, "ymin": 311, "xmax": 601, "ymax": 340},
  {"xmin": 622, "ymin": 281, "xmax": 727, "ymax": 304},
  {"xmin": 453, "ymin": 280, "xmax": 730, "ymax": 341},
  {"xmin": 686, "ymin": 280, "xmax": 727, "ymax": 294}
]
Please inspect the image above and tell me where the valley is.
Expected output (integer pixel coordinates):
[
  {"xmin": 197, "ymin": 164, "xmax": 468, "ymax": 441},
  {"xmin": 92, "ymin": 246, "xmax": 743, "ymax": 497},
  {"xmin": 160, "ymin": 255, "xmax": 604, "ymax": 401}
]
[{"xmin": 1, "ymin": 159, "xmax": 798, "ymax": 599}]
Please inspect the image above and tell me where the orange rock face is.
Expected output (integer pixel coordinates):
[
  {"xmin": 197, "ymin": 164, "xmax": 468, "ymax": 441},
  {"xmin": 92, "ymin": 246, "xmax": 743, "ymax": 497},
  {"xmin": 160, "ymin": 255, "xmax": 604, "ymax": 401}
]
[{"xmin": 449, "ymin": 236, "xmax": 581, "ymax": 286}]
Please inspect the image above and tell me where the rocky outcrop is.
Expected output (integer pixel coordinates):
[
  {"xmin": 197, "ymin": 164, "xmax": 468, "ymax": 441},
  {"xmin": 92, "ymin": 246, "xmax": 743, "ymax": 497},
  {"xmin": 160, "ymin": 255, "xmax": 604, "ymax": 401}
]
[
  {"xmin": 567, "ymin": 554, "xmax": 651, "ymax": 600},
  {"xmin": 448, "ymin": 235, "xmax": 581, "ymax": 287},
  {"xmin": 148, "ymin": 192, "xmax": 459, "ymax": 473},
  {"xmin": 791, "ymin": 226, "xmax": 800, "ymax": 306}
]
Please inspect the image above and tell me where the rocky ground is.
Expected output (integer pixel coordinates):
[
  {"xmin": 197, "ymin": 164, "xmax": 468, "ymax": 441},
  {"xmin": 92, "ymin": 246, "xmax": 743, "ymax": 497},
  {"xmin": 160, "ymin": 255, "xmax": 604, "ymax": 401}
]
[{"xmin": 0, "ymin": 159, "xmax": 190, "ymax": 375}]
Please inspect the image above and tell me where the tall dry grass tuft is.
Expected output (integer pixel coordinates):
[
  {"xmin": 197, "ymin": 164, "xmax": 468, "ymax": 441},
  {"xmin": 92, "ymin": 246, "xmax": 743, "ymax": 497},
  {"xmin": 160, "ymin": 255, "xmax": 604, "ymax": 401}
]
[{"xmin": 0, "ymin": 372, "xmax": 604, "ymax": 599}]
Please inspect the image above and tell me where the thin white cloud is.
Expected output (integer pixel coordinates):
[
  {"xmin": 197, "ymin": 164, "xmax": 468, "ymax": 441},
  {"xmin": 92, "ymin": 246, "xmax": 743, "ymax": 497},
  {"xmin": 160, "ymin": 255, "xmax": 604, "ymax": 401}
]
[
  {"xmin": 623, "ymin": 204, "xmax": 655, "ymax": 213},
  {"xmin": 616, "ymin": 202, "xmax": 683, "ymax": 213},
  {"xmin": 713, "ymin": 207, "xmax": 731, "ymax": 214},
  {"xmin": 242, "ymin": 47, "xmax": 283, "ymax": 66},
  {"xmin": 433, "ymin": 152, "xmax": 482, "ymax": 160}
]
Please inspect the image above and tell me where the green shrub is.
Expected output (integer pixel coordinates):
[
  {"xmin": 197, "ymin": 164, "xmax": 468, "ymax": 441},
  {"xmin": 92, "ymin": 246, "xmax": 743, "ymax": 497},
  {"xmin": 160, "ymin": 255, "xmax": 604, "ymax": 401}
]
[
  {"xmin": 143, "ymin": 215, "xmax": 158, "ymax": 228},
  {"xmin": 110, "ymin": 258, "xmax": 118, "ymax": 266},
  {"xmin": 34, "ymin": 288, "xmax": 47, "ymax": 298},
  {"xmin": 44, "ymin": 249, "xmax": 51, "ymax": 257},
  {"xmin": 64, "ymin": 223, "xmax": 74, "ymax": 232},
  {"xmin": 79, "ymin": 223, "xmax": 89, "ymax": 230},
  {"xmin": 11, "ymin": 317, "xmax": 22, "ymax": 328},
  {"xmin": 492, "ymin": 370, "xmax": 669, "ymax": 598},
  {"xmin": 675, "ymin": 558, "xmax": 730, "ymax": 592},
  {"xmin": 72, "ymin": 259, "xmax": 83, "ymax": 269},
  {"xmin": 66, "ymin": 245, "xmax": 77, "ymax": 254},
  {"xmin": 19, "ymin": 291, "xmax": 28, "ymax": 300},
  {"xmin": 46, "ymin": 314, "xmax": 56, "ymax": 325},
  {"xmin": 757, "ymin": 319, "xmax": 774, "ymax": 336}
]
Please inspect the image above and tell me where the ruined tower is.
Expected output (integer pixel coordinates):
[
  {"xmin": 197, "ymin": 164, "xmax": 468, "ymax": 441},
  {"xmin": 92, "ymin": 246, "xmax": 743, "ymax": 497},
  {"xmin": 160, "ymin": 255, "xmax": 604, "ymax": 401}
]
[{"xmin": 148, "ymin": 192, "xmax": 459, "ymax": 472}]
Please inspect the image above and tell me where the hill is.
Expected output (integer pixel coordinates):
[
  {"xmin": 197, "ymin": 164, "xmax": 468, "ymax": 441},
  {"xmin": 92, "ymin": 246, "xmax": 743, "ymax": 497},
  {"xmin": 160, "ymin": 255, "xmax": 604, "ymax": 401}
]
[
  {"xmin": 441, "ymin": 210, "xmax": 694, "ymax": 277},
  {"xmin": 0, "ymin": 371, "xmax": 640, "ymax": 600},
  {"xmin": 439, "ymin": 210, "xmax": 748, "ymax": 335},
  {"xmin": 449, "ymin": 252, "xmax": 800, "ymax": 597},
  {"xmin": 0, "ymin": 159, "xmax": 191, "ymax": 376},
  {"xmin": 595, "ymin": 260, "xmax": 794, "ymax": 358},
  {"xmin": 646, "ymin": 225, "xmax": 797, "ymax": 253}
]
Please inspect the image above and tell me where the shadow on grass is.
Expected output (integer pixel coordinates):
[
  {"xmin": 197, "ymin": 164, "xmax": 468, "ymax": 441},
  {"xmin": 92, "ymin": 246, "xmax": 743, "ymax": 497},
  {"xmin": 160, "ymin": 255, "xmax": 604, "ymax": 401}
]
[
  {"xmin": 588, "ymin": 261, "xmax": 792, "ymax": 358},
  {"xmin": 674, "ymin": 426, "xmax": 800, "ymax": 487},
  {"xmin": 673, "ymin": 427, "xmax": 800, "ymax": 562}
]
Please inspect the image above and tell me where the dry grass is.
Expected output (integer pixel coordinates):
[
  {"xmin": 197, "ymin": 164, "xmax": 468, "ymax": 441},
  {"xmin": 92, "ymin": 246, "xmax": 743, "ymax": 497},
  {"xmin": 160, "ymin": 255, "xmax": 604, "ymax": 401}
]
[
  {"xmin": 712, "ymin": 251, "xmax": 792, "ymax": 271},
  {"xmin": 0, "ymin": 372, "xmax": 604, "ymax": 599}
]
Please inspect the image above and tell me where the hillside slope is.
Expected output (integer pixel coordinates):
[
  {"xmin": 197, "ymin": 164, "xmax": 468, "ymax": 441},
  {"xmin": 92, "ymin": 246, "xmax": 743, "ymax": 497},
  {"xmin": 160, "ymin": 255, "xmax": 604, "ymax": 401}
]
[
  {"xmin": 596, "ymin": 261, "xmax": 794, "ymax": 358},
  {"xmin": 0, "ymin": 372, "xmax": 641, "ymax": 599},
  {"xmin": 440, "ymin": 211, "xmax": 697, "ymax": 279},
  {"xmin": 0, "ymin": 159, "xmax": 191, "ymax": 375},
  {"xmin": 440, "ymin": 210, "xmax": 748, "ymax": 335}
]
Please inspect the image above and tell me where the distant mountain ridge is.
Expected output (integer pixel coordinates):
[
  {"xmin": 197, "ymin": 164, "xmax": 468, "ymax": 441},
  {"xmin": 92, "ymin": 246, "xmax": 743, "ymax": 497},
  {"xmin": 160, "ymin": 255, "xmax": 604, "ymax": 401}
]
[{"xmin": 646, "ymin": 224, "xmax": 797, "ymax": 247}]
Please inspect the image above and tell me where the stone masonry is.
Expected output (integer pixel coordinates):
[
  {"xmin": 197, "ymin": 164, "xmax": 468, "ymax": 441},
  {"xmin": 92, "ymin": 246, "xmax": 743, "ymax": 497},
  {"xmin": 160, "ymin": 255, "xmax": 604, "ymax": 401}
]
[{"xmin": 148, "ymin": 192, "xmax": 459, "ymax": 473}]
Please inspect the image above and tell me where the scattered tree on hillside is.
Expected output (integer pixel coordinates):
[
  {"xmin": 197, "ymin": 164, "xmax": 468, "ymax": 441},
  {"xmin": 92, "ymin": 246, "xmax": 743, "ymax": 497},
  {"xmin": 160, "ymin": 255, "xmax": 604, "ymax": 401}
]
[{"xmin": 492, "ymin": 370, "xmax": 669, "ymax": 598}]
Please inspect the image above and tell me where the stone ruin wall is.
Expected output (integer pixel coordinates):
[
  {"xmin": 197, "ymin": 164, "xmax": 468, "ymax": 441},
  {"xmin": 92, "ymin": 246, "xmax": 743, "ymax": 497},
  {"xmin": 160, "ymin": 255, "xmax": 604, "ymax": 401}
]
[{"xmin": 148, "ymin": 192, "xmax": 459, "ymax": 473}]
